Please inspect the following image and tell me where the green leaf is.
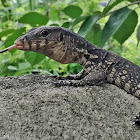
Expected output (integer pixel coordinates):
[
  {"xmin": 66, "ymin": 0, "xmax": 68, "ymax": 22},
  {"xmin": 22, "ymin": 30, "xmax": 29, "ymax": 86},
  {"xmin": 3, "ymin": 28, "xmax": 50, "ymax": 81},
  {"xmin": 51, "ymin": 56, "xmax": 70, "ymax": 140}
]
[
  {"xmin": 49, "ymin": 9, "xmax": 59, "ymax": 21},
  {"xmin": 78, "ymin": 12, "xmax": 101, "ymax": 37},
  {"xmin": 85, "ymin": 24, "xmax": 102, "ymax": 46},
  {"xmin": 127, "ymin": 0, "xmax": 139, "ymax": 2},
  {"xmin": 102, "ymin": 0, "xmax": 124, "ymax": 15},
  {"xmin": 62, "ymin": 22, "xmax": 70, "ymax": 28},
  {"xmin": 50, "ymin": 24, "xmax": 59, "ymax": 26},
  {"xmin": 114, "ymin": 10, "xmax": 138, "ymax": 44},
  {"xmin": 101, "ymin": 8, "xmax": 138, "ymax": 47},
  {"xmin": 68, "ymin": 63, "xmax": 82, "ymax": 74},
  {"xmin": 69, "ymin": 16, "xmax": 88, "ymax": 29},
  {"xmin": 136, "ymin": 24, "xmax": 140, "ymax": 47},
  {"xmin": 63, "ymin": 5, "xmax": 83, "ymax": 19},
  {"xmin": 18, "ymin": 62, "xmax": 31, "ymax": 70},
  {"xmin": 8, "ymin": 66, "xmax": 18, "ymax": 71},
  {"xmin": 3, "ymin": 28, "xmax": 26, "ymax": 48},
  {"xmin": 0, "ymin": 29, "xmax": 16, "ymax": 38},
  {"xmin": 18, "ymin": 12, "xmax": 49, "ymax": 26},
  {"xmin": 24, "ymin": 51, "xmax": 46, "ymax": 66}
]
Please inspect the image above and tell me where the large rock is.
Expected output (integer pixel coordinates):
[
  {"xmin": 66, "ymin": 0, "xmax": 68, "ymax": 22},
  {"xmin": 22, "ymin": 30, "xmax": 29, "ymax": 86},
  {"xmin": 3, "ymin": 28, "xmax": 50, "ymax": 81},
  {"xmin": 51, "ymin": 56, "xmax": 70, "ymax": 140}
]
[{"xmin": 0, "ymin": 74, "xmax": 140, "ymax": 140}]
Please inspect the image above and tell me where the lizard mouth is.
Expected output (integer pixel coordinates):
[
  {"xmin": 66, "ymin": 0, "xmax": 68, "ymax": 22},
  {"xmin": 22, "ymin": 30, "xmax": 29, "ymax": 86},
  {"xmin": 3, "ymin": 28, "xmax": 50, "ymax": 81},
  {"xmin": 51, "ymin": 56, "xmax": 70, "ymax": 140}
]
[{"xmin": 14, "ymin": 39, "xmax": 24, "ymax": 50}]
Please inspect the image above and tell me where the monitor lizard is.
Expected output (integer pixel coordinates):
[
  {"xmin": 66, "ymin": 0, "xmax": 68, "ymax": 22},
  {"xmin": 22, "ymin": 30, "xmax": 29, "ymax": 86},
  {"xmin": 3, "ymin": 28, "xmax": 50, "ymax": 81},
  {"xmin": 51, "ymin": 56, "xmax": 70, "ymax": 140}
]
[{"xmin": 0, "ymin": 26, "xmax": 140, "ymax": 126}]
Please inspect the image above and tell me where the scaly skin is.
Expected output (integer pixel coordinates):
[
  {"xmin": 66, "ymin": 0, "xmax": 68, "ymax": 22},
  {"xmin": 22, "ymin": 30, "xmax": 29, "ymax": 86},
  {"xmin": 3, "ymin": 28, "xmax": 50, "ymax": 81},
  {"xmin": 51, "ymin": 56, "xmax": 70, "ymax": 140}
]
[
  {"xmin": 13, "ymin": 26, "xmax": 140, "ymax": 125},
  {"xmin": 14, "ymin": 26, "xmax": 140, "ymax": 98}
]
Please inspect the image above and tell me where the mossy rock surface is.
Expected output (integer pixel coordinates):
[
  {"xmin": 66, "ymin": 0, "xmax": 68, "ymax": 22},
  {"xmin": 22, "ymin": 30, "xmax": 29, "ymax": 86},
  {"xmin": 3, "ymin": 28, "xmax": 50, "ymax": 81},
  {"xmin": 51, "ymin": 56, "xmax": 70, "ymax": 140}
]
[{"xmin": 0, "ymin": 74, "xmax": 140, "ymax": 140}]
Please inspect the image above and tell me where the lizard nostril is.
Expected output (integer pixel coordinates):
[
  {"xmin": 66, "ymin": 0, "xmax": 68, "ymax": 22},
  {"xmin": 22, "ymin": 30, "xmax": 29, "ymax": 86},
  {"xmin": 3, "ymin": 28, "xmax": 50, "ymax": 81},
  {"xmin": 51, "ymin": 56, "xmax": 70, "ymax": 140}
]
[
  {"xmin": 20, "ymin": 38, "xmax": 24, "ymax": 43},
  {"xmin": 17, "ymin": 36, "xmax": 26, "ymax": 44},
  {"xmin": 14, "ymin": 37, "xmax": 24, "ymax": 46}
]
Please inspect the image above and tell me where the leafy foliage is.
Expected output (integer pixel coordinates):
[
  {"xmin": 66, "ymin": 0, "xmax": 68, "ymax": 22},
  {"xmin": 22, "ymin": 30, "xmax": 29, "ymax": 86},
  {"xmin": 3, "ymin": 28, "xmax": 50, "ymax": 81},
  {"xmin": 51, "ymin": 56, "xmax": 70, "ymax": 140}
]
[
  {"xmin": 101, "ymin": 0, "xmax": 123, "ymax": 15},
  {"xmin": 101, "ymin": 7, "xmax": 138, "ymax": 46},
  {"xmin": 63, "ymin": 5, "xmax": 83, "ymax": 19},
  {"xmin": 78, "ymin": 12, "xmax": 101, "ymax": 37},
  {"xmin": 24, "ymin": 51, "xmax": 46, "ymax": 66},
  {"xmin": 3, "ymin": 28, "xmax": 26, "ymax": 48},
  {"xmin": 0, "ymin": 0, "xmax": 140, "ymax": 77},
  {"xmin": 18, "ymin": 12, "xmax": 49, "ymax": 26},
  {"xmin": 113, "ymin": 9, "xmax": 138, "ymax": 44},
  {"xmin": 0, "ymin": 29, "xmax": 16, "ymax": 38}
]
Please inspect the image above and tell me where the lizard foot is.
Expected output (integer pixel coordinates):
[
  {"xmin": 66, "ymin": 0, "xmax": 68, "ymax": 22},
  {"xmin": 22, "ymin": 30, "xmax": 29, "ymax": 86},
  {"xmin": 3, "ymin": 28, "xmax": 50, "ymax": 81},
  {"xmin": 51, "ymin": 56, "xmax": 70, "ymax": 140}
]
[
  {"xmin": 54, "ymin": 67, "xmax": 106, "ymax": 87},
  {"xmin": 51, "ymin": 75, "xmax": 73, "ymax": 80},
  {"xmin": 54, "ymin": 80, "xmax": 87, "ymax": 87},
  {"xmin": 54, "ymin": 80, "xmax": 104, "ymax": 87}
]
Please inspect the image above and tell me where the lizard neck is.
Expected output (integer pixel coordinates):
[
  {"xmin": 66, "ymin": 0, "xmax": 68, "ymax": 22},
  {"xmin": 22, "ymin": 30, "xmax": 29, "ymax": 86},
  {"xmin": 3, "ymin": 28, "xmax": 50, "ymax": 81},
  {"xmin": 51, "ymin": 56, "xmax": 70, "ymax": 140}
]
[
  {"xmin": 77, "ymin": 42, "xmax": 107, "ymax": 67},
  {"xmin": 72, "ymin": 41, "xmax": 99, "ymax": 66},
  {"xmin": 79, "ymin": 42, "xmax": 122, "ymax": 73}
]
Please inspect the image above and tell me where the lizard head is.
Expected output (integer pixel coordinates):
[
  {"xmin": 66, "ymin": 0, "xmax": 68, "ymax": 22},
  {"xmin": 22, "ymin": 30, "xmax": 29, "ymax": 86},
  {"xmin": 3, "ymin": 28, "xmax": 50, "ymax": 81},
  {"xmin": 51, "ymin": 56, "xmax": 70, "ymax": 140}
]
[{"xmin": 14, "ymin": 26, "xmax": 86, "ymax": 64}]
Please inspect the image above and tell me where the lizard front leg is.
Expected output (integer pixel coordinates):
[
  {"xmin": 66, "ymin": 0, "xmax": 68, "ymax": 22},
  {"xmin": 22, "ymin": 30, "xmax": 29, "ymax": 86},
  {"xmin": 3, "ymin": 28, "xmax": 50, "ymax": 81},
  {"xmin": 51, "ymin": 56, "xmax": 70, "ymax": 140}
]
[{"xmin": 54, "ymin": 67, "xmax": 106, "ymax": 86}]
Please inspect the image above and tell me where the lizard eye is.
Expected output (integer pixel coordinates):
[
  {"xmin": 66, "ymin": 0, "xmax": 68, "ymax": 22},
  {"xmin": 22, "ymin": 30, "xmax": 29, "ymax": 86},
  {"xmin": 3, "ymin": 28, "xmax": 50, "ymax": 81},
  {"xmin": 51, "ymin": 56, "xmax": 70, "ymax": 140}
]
[{"xmin": 41, "ymin": 30, "xmax": 49, "ymax": 37}]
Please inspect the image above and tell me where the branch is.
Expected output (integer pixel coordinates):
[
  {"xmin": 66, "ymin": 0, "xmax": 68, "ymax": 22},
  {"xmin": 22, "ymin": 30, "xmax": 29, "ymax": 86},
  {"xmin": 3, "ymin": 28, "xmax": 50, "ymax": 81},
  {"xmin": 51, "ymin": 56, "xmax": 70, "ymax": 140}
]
[{"xmin": 102, "ymin": 1, "xmax": 140, "ymax": 18}]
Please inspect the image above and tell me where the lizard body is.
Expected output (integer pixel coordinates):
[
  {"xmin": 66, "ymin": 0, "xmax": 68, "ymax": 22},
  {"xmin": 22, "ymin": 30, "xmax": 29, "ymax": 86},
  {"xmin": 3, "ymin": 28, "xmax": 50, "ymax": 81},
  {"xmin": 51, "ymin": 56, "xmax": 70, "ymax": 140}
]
[
  {"xmin": 1, "ymin": 26, "xmax": 140, "ymax": 125},
  {"xmin": 14, "ymin": 26, "xmax": 140, "ymax": 99}
]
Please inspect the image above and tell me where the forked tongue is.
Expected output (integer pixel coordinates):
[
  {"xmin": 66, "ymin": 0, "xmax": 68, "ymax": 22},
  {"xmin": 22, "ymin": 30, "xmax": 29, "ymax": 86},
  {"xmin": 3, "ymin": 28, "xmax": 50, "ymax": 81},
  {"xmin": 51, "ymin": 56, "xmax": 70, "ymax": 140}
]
[{"xmin": 0, "ymin": 44, "xmax": 17, "ymax": 53}]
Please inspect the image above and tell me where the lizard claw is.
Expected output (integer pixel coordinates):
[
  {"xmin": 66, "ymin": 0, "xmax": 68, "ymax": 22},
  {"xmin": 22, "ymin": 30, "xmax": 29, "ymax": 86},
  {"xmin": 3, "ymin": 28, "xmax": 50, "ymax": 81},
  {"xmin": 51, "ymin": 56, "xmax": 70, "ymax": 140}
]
[
  {"xmin": 54, "ymin": 80, "xmax": 68, "ymax": 87},
  {"xmin": 54, "ymin": 82, "xmax": 61, "ymax": 87},
  {"xmin": 134, "ymin": 113, "xmax": 140, "ymax": 126},
  {"xmin": 51, "ymin": 75, "xmax": 66, "ymax": 80}
]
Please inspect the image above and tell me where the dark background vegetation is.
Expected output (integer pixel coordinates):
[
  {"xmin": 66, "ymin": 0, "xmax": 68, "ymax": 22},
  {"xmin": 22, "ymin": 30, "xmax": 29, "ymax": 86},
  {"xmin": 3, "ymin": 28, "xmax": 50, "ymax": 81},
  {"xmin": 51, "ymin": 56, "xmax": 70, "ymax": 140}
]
[{"xmin": 0, "ymin": 0, "xmax": 140, "ymax": 77}]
